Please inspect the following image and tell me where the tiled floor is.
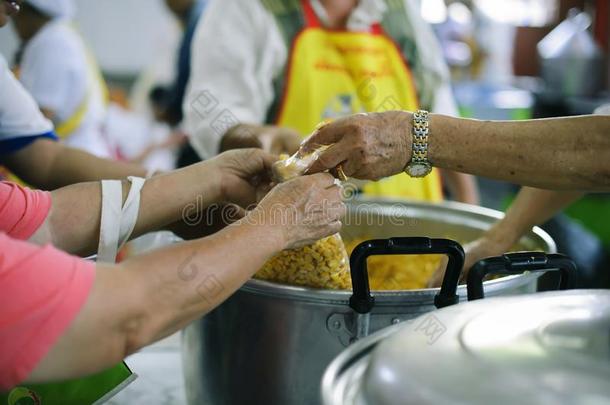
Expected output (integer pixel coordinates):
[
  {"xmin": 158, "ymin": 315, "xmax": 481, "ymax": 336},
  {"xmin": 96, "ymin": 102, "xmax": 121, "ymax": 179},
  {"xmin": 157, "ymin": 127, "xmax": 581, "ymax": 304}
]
[{"xmin": 106, "ymin": 334, "xmax": 186, "ymax": 405}]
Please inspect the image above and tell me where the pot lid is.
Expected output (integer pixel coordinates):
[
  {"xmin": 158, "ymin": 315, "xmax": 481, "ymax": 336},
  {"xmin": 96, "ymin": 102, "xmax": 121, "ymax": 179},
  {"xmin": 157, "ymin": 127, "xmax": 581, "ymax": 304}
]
[{"xmin": 328, "ymin": 290, "xmax": 610, "ymax": 405}]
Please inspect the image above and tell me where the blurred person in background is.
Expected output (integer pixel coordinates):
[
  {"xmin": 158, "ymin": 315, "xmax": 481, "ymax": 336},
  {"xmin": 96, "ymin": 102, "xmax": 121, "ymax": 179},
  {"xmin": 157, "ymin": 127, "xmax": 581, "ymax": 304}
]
[
  {"xmin": 184, "ymin": 0, "xmax": 479, "ymax": 204},
  {"xmin": 159, "ymin": 0, "xmax": 207, "ymax": 127},
  {"xmin": 158, "ymin": 0, "xmax": 208, "ymax": 168},
  {"xmin": 11, "ymin": 0, "xmax": 115, "ymax": 158},
  {"xmin": 0, "ymin": 52, "xmax": 149, "ymax": 188},
  {"xmin": 0, "ymin": 0, "xmax": 148, "ymax": 189},
  {"xmin": 11, "ymin": 0, "xmax": 188, "ymax": 174}
]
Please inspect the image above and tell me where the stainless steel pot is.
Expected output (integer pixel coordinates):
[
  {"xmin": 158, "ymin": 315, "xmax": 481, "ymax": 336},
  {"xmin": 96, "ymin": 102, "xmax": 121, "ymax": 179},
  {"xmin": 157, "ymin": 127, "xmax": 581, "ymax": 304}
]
[
  {"xmin": 182, "ymin": 199, "xmax": 556, "ymax": 405},
  {"xmin": 322, "ymin": 289, "xmax": 608, "ymax": 405}
]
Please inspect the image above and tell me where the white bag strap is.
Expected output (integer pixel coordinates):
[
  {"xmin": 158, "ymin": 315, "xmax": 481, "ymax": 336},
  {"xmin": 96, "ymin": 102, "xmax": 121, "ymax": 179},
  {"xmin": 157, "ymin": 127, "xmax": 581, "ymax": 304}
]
[{"xmin": 97, "ymin": 177, "xmax": 146, "ymax": 263}]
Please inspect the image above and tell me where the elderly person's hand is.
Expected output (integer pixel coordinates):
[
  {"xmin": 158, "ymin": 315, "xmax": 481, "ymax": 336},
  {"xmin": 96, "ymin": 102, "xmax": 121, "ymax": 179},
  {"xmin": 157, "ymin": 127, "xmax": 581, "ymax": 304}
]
[
  {"xmin": 205, "ymin": 148, "xmax": 278, "ymax": 208},
  {"xmin": 249, "ymin": 173, "xmax": 345, "ymax": 249},
  {"xmin": 301, "ymin": 111, "xmax": 412, "ymax": 180},
  {"xmin": 220, "ymin": 124, "xmax": 301, "ymax": 155}
]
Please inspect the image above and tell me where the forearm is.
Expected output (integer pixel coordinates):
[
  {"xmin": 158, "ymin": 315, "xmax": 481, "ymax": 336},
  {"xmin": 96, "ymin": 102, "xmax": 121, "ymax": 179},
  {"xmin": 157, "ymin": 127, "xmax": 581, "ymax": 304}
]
[
  {"xmin": 117, "ymin": 221, "xmax": 281, "ymax": 343},
  {"xmin": 28, "ymin": 221, "xmax": 281, "ymax": 383},
  {"xmin": 35, "ymin": 162, "xmax": 222, "ymax": 255},
  {"xmin": 483, "ymin": 187, "xmax": 584, "ymax": 248},
  {"xmin": 48, "ymin": 143, "xmax": 146, "ymax": 188},
  {"xmin": 428, "ymin": 114, "xmax": 610, "ymax": 191},
  {"xmin": 4, "ymin": 139, "xmax": 146, "ymax": 190}
]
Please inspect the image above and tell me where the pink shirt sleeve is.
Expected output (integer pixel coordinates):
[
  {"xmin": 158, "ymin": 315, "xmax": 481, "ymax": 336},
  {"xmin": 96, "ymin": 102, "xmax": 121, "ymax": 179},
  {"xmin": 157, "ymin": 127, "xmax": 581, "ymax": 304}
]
[
  {"xmin": 0, "ymin": 181, "xmax": 51, "ymax": 239},
  {"xmin": 0, "ymin": 234, "xmax": 96, "ymax": 390},
  {"xmin": 0, "ymin": 182, "xmax": 96, "ymax": 390}
]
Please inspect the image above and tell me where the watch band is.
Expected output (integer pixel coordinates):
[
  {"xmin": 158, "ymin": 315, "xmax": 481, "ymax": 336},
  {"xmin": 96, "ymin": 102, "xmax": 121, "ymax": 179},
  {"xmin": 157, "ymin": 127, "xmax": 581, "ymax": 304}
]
[{"xmin": 411, "ymin": 109, "xmax": 430, "ymax": 165}]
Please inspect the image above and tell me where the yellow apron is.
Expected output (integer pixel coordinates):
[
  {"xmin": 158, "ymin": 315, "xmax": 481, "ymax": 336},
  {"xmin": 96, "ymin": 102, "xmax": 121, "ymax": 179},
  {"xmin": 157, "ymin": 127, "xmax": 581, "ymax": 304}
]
[
  {"xmin": 265, "ymin": 0, "xmax": 442, "ymax": 202},
  {"xmin": 55, "ymin": 24, "xmax": 110, "ymax": 139}
]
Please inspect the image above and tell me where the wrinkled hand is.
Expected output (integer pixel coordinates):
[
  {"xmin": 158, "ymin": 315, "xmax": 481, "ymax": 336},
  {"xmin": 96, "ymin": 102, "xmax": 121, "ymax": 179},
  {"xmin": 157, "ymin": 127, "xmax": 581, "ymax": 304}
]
[
  {"xmin": 427, "ymin": 236, "xmax": 512, "ymax": 288},
  {"xmin": 205, "ymin": 149, "xmax": 277, "ymax": 208},
  {"xmin": 249, "ymin": 173, "xmax": 346, "ymax": 250},
  {"xmin": 220, "ymin": 124, "xmax": 301, "ymax": 155},
  {"xmin": 300, "ymin": 111, "xmax": 412, "ymax": 180}
]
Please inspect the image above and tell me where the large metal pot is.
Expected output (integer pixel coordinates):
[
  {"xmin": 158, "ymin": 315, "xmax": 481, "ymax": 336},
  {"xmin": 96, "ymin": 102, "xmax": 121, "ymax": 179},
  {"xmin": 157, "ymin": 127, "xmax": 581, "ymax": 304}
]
[
  {"xmin": 182, "ymin": 199, "xmax": 556, "ymax": 405},
  {"xmin": 322, "ymin": 289, "xmax": 606, "ymax": 405}
]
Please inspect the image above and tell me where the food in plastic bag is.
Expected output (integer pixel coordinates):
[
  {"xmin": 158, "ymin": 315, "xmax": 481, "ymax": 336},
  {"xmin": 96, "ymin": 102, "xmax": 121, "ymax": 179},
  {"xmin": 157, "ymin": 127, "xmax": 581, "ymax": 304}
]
[
  {"xmin": 256, "ymin": 234, "xmax": 351, "ymax": 289},
  {"xmin": 254, "ymin": 145, "xmax": 351, "ymax": 289}
]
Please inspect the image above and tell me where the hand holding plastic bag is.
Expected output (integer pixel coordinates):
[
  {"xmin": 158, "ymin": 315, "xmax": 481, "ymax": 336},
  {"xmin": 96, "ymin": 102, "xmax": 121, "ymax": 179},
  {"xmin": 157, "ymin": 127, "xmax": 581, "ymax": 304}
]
[{"xmin": 255, "ymin": 145, "xmax": 351, "ymax": 289}]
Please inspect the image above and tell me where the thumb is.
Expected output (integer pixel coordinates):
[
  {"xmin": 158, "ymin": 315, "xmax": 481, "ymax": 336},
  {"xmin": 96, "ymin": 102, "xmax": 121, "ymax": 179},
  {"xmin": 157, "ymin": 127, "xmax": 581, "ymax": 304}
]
[{"xmin": 300, "ymin": 122, "xmax": 345, "ymax": 154}]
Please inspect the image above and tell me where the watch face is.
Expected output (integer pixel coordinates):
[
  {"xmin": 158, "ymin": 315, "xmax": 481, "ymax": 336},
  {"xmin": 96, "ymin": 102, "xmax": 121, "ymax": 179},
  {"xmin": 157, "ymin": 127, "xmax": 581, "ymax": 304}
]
[{"xmin": 407, "ymin": 164, "xmax": 431, "ymax": 178}]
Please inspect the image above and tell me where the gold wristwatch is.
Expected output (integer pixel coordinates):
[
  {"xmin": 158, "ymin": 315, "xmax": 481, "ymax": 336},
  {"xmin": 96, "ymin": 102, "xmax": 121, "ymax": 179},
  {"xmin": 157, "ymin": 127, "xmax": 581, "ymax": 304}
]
[{"xmin": 405, "ymin": 110, "xmax": 432, "ymax": 178}]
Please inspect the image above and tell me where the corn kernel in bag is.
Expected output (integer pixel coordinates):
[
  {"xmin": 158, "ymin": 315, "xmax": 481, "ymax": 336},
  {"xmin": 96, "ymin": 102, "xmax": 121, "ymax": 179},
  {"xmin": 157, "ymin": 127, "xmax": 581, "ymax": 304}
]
[
  {"xmin": 256, "ymin": 234, "xmax": 350, "ymax": 289},
  {"xmin": 255, "ymin": 146, "xmax": 351, "ymax": 289}
]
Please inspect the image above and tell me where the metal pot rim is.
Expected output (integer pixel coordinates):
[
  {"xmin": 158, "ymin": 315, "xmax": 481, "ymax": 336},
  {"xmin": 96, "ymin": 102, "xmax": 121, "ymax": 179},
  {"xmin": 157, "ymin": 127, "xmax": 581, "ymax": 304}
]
[{"xmin": 242, "ymin": 272, "xmax": 543, "ymax": 305}]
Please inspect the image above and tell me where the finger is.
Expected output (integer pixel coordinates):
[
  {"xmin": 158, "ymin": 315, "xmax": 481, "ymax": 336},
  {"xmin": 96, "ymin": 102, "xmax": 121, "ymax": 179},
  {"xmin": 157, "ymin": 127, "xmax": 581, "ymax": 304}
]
[
  {"xmin": 238, "ymin": 149, "xmax": 279, "ymax": 177},
  {"xmin": 259, "ymin": 151, "xmax": 280, "ymax": 172},
  {"xmin": 221, "ymin": 203, "xmax": 247, "ymax": 224},
  {"xmin": 325, "ymin": 202, "xmax": 346, "ymax": 222},
  {"xmin": 340, "ymin": 153, "xmax": 364, "ymax": 178},
  {"xmin": 305, "ymin": 142, "xmax": 351, "ymax": 175},
  {"xmin": 219, "ymin": 129, "xmax": 262, "ymax": 152},
  {"xmin": 300, "ymin": 122, "xmax": 346, "ymax": 153},
  {"xmin": 304, "ymin": 221, "xmax": 343, "ymax": 246},
  {"xmin": 321, "ymin": 183, "xmax": 344, "ymax": 202},
  {"xmin": 306, "ymin": 203, "xmax": 345, "ymax": 228},
  {"xmin": 282, "ymin": 133, "xmax": 301, "ymax": 155},
  {"xmin": 326, "ymin": 220, "xmax": 343, "ymax": 235},
  {"xmin": 308, "ymin": 172, "xmax": 337, "ymax": 188}
]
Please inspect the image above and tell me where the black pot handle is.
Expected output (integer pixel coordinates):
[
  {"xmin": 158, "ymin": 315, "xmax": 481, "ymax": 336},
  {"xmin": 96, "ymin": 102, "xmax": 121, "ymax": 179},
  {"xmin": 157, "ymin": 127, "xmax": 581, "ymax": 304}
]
[
  {"xmin": 466, "ymin": 252, "xmax": 577, "ymax": 301},
  {"xmin": 349, "ymin": 237, "xmax": 465, "ymax": 314}
]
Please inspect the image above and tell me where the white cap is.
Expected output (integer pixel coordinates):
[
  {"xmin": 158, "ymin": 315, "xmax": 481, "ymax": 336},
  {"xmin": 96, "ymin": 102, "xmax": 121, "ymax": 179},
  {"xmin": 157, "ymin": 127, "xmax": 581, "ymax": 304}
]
[{"xmin": 26, "ymin": 0, "xmax": 75, "ymax": 19}]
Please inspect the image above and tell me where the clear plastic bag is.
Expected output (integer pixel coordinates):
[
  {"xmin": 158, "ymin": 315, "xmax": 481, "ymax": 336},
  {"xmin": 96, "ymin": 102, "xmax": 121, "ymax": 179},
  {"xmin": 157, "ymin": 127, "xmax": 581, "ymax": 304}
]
[
  {"xmin": 255, "ymin": 234, "xmax": 351, "ymax": 289},
  {"xmin": 271, "ymin": 144, "xmax": 331, "ymax": 182},
  {"xmin": 254, "ymin": 145, "xmax": 351, "ymax": 289}
]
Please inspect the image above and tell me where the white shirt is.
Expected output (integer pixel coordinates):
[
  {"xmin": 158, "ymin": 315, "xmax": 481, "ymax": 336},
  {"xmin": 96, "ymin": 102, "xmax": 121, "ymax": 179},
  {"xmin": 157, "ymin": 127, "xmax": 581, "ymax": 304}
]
[
  {"xmin": 184, "ymin": 0, "xmax": 457, "ymax": 159},
  {"xmin": 19, "ymin": 20, "xmax": 111, "ymax": 158},
  {"xmin": 0, "ymin": 54, "xmax": 54, "ymax": 153}
]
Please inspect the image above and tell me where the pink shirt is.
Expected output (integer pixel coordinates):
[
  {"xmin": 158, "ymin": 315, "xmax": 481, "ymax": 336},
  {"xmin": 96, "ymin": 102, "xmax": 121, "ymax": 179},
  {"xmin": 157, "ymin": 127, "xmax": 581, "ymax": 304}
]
[{"xmin": 0, "ymin": 182, "xmax": 95, "ymax": 390}]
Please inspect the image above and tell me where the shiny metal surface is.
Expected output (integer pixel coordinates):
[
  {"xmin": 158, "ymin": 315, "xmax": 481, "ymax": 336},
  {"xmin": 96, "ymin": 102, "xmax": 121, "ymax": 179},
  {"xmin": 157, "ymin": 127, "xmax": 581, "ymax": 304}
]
[
  {"xmin": 322, "ymin": 290, "xmax": 610, "ymax": 405},
  {"xmin": 182, "ymin": 199, "xmax": 556, "ymax": 405},
  {"xmin": 538, "ymin": 10, "xmax": 604, "ymax": 98}
]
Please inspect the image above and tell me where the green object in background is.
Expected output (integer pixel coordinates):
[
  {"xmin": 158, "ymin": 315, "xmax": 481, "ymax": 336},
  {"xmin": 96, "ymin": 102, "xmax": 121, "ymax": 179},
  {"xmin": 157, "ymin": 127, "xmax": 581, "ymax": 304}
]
[
  {"xmin": 458, "ymin": 106, "xmax": 474, "ymax": 118},
  {"xmin": 510, "ymin": 107, "xmax": 532, "ymax": 121},
  {"xmin": 458, "ymin": 106, "xmax": 532, "ymax": 121},
  {"xmin": 564, "ymin": 196, "xmax": 610, "ymax": 247},
  {"xmin": 1, "ymin": 362, "xmax": 135, "ymax": 405},
  {"xmin": 502, "ymin": 194, "xmax": 610, "ymax": 248}
]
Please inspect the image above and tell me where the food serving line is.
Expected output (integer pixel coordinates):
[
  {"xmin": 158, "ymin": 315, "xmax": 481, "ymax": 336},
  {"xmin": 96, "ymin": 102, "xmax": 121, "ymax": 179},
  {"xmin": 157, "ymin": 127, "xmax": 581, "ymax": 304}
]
[{"xmin": 174, "ymin": 197, "xmax": 610, "ymax": 405}]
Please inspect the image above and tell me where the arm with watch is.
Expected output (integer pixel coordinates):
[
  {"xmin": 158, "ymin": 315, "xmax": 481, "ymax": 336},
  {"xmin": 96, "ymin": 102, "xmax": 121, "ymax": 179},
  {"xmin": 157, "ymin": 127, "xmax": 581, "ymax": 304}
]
[{"xmin": 302, "ymin": 110, "xmax": 610, "ymax": 192}]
